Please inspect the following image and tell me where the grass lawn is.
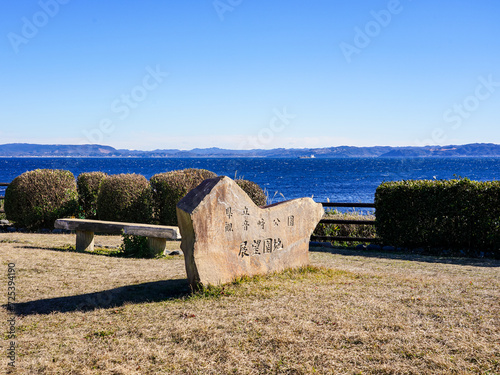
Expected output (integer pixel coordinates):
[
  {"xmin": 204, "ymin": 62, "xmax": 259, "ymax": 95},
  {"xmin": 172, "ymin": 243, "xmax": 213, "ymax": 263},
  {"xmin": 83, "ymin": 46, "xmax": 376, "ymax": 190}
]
[{"xmin": 1, "ymin": 233, "xmax": 499, "ymax": 374}]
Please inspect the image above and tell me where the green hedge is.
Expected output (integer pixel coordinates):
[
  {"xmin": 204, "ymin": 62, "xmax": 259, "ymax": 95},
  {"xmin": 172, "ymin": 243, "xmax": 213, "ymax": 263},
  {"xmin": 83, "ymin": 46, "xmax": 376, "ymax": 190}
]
[
  {"xmin": 97, "ymin": 174, "xmax": 152, "ymax": 223},
  {"xmin": 4, "ymin": 169, "xmax": 78, "ymax": 230},
  {"xmin": 235, "ymin": 179, "xmax": 267, "ymax": 207},
  {"xmin": 375, "ymin": 179, "xmax": 500, "ymax": 253},
  {"xmin": 119, "ymin": 234, "xmax": 158, "ymax": 258},
  {"xmin": 150, "ymin": 168, "xmax": 217, "ymax": 225},
  {"xmin": 77, "ymin": 172, "xmax": 108, "ymax": 219}
]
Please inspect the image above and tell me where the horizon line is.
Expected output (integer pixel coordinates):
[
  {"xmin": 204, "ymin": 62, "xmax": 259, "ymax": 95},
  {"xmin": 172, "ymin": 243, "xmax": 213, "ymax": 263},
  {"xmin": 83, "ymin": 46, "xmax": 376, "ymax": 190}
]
[{"xmin": 1, "ymin": 141, "xmax": 498, "ymax": 152}]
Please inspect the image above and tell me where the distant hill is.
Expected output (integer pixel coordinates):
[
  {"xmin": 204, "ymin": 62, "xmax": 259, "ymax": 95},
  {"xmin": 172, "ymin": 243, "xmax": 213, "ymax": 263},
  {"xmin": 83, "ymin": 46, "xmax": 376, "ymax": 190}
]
[
  {"xmin": 0, "ymin": 143, "xmax": 119, "ymax": 157},
  {"xmin": 1, "ymin": 143, "xmax": 500, "ymax": 158}
]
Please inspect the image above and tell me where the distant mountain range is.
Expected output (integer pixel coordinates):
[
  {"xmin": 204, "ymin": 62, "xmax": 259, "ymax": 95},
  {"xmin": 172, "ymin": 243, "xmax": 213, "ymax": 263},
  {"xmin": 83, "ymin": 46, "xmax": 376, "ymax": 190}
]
[{"xmin": 2, "ymin": 143, "xmax": 500, "ymax": 158}]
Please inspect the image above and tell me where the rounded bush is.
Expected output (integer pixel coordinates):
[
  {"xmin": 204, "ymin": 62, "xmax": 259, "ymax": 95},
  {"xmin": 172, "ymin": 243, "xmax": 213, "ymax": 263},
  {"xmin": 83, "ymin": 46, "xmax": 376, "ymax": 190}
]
[
  {"xmin": 77, "ymin": 172, "xmax": 108, "ymax": 219},
  {"xmin": 5, "ymin": 169, "xmax": 78, "ymax": 230},
  {"xmin": 97, "ymin": 174, "xmax": 152, "ymax": 223},
  {"xmin": 235, "ymin": 179, "xmax": 267, "ymax": 206},
  {"xmin": 150, "ymin": 168, "xmax": 217, "ymax": 225},
  {"xmin": 120, "ymin": 234, "xmax": 157, "ymax": 258}
]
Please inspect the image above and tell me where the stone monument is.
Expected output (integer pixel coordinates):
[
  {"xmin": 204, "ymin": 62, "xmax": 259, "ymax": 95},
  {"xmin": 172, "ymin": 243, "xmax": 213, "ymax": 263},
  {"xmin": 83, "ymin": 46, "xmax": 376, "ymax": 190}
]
[{"xmin": 176, "ymin": 176, "xmax": 324, "ymax": 288}]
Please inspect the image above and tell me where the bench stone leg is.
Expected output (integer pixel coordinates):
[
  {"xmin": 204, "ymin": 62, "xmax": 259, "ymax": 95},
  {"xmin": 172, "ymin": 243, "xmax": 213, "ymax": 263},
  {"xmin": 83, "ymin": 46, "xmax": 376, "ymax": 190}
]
[
  {"xmin": 148, "ymin": 237, "xmax": 167, "ymax": 256},
  {"xmin": 76, "ymin": 230, "xmax": 95, "ymax": 252}
]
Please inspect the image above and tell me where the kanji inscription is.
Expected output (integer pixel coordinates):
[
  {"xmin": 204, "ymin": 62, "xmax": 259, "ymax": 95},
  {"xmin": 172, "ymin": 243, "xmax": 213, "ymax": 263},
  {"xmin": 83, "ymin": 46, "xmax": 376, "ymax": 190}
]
[
  {"xmin": 177, "ymin": 176, "xmax": 324, "ymax": 288},
  {"xmin": 238, "ymin": 237, "xmax": 284, "ymax": 257}
]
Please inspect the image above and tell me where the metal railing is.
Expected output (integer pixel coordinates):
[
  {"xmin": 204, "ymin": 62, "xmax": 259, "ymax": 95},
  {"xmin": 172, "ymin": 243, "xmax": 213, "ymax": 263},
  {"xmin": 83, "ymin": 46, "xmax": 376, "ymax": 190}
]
[{"xmin": 312, "ymin": 202, "xmax": 377, "ymax": 243}]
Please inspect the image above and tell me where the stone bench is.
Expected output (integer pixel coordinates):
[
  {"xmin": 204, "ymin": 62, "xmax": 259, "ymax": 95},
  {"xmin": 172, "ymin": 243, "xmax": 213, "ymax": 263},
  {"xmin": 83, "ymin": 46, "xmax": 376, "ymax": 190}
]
[{"xmin": 54, "ymin": 218, "xmax": 181, "ymax": 255}]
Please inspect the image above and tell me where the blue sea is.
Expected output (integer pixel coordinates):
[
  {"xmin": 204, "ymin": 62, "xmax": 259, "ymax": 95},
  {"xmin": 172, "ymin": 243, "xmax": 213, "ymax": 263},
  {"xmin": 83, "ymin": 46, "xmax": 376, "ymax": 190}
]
[{"xmin": 1, "ymin": 157, "xmax": 500, "ymax": 207}]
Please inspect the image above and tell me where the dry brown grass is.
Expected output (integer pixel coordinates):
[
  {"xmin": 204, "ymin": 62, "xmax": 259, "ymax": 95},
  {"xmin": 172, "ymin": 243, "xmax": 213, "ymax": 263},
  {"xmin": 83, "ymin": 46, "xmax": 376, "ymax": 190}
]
[{"xmin": 1, "ymin": 233, "xmax": 499, "ymax": 374}]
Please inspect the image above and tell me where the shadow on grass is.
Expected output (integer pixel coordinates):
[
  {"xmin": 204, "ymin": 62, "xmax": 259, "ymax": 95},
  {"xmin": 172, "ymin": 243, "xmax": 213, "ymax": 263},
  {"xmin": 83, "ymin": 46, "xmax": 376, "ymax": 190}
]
[
  {"xmin": 19, "ymin": 244, "xmax": 182, "ymax": 258},
  {"xmin": 7, "ymin": 278, "xmax": 191, "ymax": 316},
  {"xmin": 310, "ymin": 246, "xmax": 500, "ymax": 268},
  {"xmin": 20, "ymin": 245, "xmax": 132, "ymax": 258}
]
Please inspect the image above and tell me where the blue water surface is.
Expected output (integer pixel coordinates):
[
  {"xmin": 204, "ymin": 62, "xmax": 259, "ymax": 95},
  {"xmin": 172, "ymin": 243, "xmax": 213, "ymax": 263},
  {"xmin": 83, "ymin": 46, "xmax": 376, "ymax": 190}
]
[{"xmin": 1, "ymin": 157, "xmax": 500, "ymax": 205}]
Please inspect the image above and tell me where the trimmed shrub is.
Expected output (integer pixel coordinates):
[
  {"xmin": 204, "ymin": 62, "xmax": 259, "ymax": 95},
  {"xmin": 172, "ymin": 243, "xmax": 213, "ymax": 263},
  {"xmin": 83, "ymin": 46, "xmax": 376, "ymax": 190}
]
[
  {"xmin": 150, "ymin": 168, "xmax": 217, "ymax": 225},
  {"xmin": 77, "ymin": 172, "xmax": 108, "ymax": 219},
  {"xmin": 97, "ymin": 174, "xmax": 152, "ymax": 223},
  {"xmin": 4, "ymin": 169, "xmax": 78, "ymax": 230},
  {"xmin": 235, "ymin": 179, "xmax": 267, "ymax": 207},
  {"xmin": 119, "ymin": 234, "xmax": 157, "ymax": 258},
  {"xmin": 375, "ymin": 178, "xmax": 500, "ymax": 254}
]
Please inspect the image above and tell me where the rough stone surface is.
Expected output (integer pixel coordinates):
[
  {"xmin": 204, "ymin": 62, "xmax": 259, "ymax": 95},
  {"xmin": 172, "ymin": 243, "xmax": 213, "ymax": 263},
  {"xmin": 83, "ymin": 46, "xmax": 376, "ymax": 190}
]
[{"xmin": 176, "ymin": 176, "xmax": 324, "ymax": 287}]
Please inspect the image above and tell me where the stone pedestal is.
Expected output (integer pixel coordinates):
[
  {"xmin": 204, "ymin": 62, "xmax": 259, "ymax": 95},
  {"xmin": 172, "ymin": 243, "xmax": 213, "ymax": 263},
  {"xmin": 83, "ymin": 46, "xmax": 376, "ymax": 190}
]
[
  {"xmin": 147, "ymin": 237, "xmax": 167, "ymax": 256},
  {"xmin": 176, "ymin": 176, "xmax": 324, "ymax": 288},
  {"xmin": 76, "ymin": 230, "xmax": 94, "ymax": 252}
]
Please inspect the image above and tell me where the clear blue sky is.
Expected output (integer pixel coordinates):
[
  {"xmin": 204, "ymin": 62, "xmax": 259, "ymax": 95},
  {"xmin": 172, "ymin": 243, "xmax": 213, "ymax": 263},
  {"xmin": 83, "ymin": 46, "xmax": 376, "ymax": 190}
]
[{"xmin": 1, "ymin": 0, "xmax": 499, "ymax": 150}]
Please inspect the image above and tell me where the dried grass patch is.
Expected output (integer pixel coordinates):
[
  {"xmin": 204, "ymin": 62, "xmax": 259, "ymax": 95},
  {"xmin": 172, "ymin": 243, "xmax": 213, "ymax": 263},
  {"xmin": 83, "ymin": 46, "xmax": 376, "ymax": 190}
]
[{"xmin": 0, "ymin": 234, "xmax": 498, "ymax": 374}]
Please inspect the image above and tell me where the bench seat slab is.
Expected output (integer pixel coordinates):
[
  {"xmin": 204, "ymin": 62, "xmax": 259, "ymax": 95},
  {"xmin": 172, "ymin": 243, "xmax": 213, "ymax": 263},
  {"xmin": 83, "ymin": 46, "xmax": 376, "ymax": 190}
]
[
  {"xmin": 55, "ymin": 219, "xmax": 181, "ymax": 239},
  {"xmin": 55, "ymin": 219, "xmax": 181, "ymax": 255}
]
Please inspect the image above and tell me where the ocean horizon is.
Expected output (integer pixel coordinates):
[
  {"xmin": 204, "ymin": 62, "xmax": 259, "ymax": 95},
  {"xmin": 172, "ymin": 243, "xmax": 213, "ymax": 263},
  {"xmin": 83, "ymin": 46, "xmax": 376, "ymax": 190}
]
[{"xmin": 1, "ymin": 157, "xmax": 500, "ymax": 206}]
